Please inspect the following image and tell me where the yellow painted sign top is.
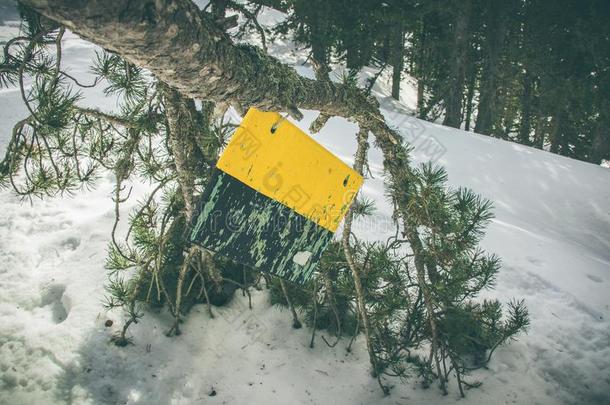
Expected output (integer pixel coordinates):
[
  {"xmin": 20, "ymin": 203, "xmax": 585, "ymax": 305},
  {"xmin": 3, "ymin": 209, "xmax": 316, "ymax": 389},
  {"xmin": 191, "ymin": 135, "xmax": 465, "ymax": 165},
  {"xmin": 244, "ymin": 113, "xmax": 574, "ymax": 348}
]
[{"xmin": 217, "ymin": 108, "xmax": 363, "ymax": 232}]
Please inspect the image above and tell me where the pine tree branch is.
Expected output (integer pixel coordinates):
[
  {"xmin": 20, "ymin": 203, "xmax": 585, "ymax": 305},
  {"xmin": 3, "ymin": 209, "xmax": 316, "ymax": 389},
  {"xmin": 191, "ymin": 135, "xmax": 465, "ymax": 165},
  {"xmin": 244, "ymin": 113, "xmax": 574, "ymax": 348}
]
[
  {"xmin": 340, "ymin": 127, "xmax": 391, "ymax": 394},
  {"xmin": 159, "ymin": 82, "xmax": 197, "ymax": 220},
  {"xmin": 74, "ymin": 107, "xmax": 141, "ymax": 128},
  {"xmin": 18, "ymin": 0, "xmax": 403, "ymax": 139},
  {"xmin": 228, "ymin": 0, "xmax": 267, "ymax": 53}
]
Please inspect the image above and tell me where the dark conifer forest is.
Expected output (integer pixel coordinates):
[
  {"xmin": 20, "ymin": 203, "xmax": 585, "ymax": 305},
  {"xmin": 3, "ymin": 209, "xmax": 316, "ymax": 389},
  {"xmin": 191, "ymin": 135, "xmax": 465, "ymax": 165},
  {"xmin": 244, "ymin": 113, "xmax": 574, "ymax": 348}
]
[{"xmin": 261, "ymin": 0, "xmax": 610, "ymax": 163}]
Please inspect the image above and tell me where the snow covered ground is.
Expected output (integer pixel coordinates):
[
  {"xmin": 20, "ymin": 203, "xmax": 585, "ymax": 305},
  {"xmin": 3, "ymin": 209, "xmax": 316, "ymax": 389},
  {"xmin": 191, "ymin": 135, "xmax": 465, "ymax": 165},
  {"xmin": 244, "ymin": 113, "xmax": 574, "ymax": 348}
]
[{"xmin": 1, "ymin": 7, "xmax": 610, "ymax": 405}]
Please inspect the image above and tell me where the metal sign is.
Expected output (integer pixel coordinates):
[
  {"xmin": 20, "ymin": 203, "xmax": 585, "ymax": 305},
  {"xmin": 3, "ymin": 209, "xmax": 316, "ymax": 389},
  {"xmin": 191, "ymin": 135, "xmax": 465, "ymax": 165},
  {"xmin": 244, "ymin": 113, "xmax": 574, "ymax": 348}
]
[{"xmin": 189, "ymin": 108, "xmax": 363, "ymax": 284}]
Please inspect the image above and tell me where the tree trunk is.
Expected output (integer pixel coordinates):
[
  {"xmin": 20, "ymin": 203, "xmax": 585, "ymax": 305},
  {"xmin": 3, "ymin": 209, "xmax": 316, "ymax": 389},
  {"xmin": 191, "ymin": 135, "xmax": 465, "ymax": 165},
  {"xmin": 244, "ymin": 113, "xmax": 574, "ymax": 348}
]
[
  {"xmin": 533, "ymin": 115, "xmax": 545, "ymax": 149},
  {"xmin": 391, "ymin": 23, "xmax": 405, "ymax": 101},
  {"xmin": 475, "ymin": 1, "xmax": 507, "ymax": 135},
  {"xmin": 311, "ymin": 35, "xmax": 328, "ymax": 80},
  {"xmin": 161, "ymin": 82, "xmax": 214, "ymax": 336},
  {"xmin": 416, "ymin": 21, "xmax": 427, "ymax": 118},
  {"xmin": 589, "ymin": 103, "xmax": 609, "ymax": 164},
  {"xmin": 590, "ymin": 127, "xmax": 609, "ymax": 165},
  {"xmin": 517, "ymin": 70, "xmax": 534, "ymax": 145},
  {"xmin": 417, "ymin": 80, "xmax": 425, "ymax": 118},
  {"xmin": 443, "ymin": 0, "xmax": 472, "ymax": 129},
  {"xmin": 549, "ymin": 113, "xmax": 561, "ymax": 154},
  {"xmin": 309, "ymin": 2, "xmax": 330, "ymax": 80},
  {"xmin": 464, "ymin": 64, "xmax": 476, "ymax": 131},
  {"xmin": 345, "ymin": 36, "xmax": 361, "ymax": 70},
  {"xmin": 161, "ymin": 83, "xmax": 198, "ymax": 219}
]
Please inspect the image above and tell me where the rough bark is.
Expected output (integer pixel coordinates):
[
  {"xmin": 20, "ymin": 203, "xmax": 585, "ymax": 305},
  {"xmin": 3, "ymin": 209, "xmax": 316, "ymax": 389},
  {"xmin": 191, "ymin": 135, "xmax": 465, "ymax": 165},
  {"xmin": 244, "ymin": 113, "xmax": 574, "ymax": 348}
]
[
  {"xmin": 161, "ymin": 82, "xmax": 214, "ymax": 336},
  {"xmin": 161, "ymin": 83, "xmax": 198, "ymax": 219},
  {"xmin": 17, "ymin": 1, "xmax": 354, "ymax": 121}
]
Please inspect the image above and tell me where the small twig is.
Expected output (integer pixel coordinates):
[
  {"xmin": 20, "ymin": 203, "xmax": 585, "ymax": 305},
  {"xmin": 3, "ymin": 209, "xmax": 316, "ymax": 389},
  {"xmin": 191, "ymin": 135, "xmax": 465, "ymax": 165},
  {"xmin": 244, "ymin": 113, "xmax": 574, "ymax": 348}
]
[
  {"xmin": 309, "ymin": 277, "xmax": 318, "ymax": 348},
  {"xmin": 195, "ymin": 251, "xmax": 214, "ymax": 318},
  {"xmin": 347, "ymin": 307, "xmax": 360, "ymax": 353},
  {"xmin": 168, "ymin": 245, "xmax": 198, "ymax": 336},
  {"xmin": 365, "ymin": 64, "xmax": 387, "ymax": 94},
  {"xmin": 60, "ymin": 71, "xmax": 100, "ymax": 88},
  {"xmin": 279, "ymin": 278, "xmax": 301, "ymax": 329}
]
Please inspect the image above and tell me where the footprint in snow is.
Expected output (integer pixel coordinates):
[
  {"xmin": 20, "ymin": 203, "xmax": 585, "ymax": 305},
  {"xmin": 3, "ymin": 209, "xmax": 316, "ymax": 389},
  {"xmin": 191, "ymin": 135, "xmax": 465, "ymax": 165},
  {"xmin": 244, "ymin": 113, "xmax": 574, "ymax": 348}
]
[
  {"xmin": 61, "ymin": 236, "xmax": 80, "ymax": 251},
  {"xmin": 526, "ymin": 256, "xmax": 543, "ymax": 266},
  {"xmin": 39, "ymin": 283, "xmax": 69, "ymax": 324},
  {"xmin": 586, "ymin": 274, "xmax": 603, "ymax": 283}
]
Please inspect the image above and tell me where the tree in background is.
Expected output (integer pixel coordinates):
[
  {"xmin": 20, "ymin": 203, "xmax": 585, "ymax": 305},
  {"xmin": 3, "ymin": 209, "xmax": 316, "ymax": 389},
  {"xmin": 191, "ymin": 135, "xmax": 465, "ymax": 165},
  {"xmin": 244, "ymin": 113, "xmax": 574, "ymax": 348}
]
[{"xmin": 267, "ymin": 0, "xmax": 610, "ymax": 164}]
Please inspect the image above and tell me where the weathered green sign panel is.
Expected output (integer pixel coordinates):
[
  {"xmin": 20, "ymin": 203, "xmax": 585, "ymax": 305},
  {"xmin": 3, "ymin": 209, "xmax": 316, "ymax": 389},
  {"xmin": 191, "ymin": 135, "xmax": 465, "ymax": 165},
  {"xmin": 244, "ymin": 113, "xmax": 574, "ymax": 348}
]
[{"xmin": 190, "ymin": 169, "xmax": 333, "ymax": 284}]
